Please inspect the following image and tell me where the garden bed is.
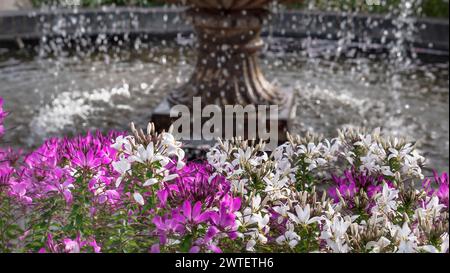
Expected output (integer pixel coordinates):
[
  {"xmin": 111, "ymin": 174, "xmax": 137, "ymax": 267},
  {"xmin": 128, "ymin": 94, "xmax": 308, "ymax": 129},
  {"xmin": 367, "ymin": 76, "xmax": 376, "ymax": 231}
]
[{"xmin": 0, "ymin": 97, "xmax": 448, "ymax": 253}]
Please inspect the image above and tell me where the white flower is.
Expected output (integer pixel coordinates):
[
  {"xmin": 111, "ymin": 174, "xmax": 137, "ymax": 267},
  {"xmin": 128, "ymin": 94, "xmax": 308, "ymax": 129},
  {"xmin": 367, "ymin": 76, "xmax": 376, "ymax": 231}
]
[
  {"xmin": 359, "ymin": 152, "xmax": 381, "ymax": 173},
  {"xmin": 441, "ymin": 233, "xmax": 449, "ymax": 253},
  {"xmin": 251, "ymin": 213, "xmax": 270, "ymax": 230},
  {"xmin": 131, "ymin": 143, "xmax": 170, "ymax": 166},
  {"xmin": 414, "ymin": 196, "xmax": 446, "ymax": 222},
  {"xmin": 111, "ymin": 135, "xmax": 127, "ymax": 151},
  {"xmin": 395, "ymin": 223, "xmax": 417, "ymax": 253},
  {"xmin": 366, "ymin": 236, "xmax": 391, "ymax": 253},
  {"xmin": 143, "ymin": 178, "xmax": 159, "ymax": 187},
  {"xmin": 320, "ymin": 215, "xmax": 352, "ymax": 253},
  {"xmin": 111, "ymin": 135, "xmax": 135, "ymax": 154},
  {"xmin": 207, "ymin": 151, "xmax": 232, "ymax": 174},
  {"xmin": 133, "ymin": 192, "xmax": 145, "ymax": 206},
  {"xmin": 246, "ymin": 239, "xmax": 257, "ymax": 252},
  {"xmin": 251, "ymin": 195, "xmax": 262, "ymax": 211},
  {"xmin": 422, "ymin": 233, "xmax": 449, "ymax": 253},
  {"xmin": 400, "ymin": 150, "xmax": 425, "ymax": 179},
  {"xmin": 131, "ymin": 144, "xmax": 153, "ymax": 164},
  {"xmin": 354, "ymin": 134, "xmax": 373, "ymax": 149},
  {"xmin": 112, "ymin": 156, "xmax": 131, "ymax": 175},
  {"xmin": 324, "ymin": 203, "xmax": 339, "ymax": 219},
  {"xmin": 321, "ymin": 138, "xmax": 340, "ymax": 162},
  {"xmin": 161, "ymin": 132, "xmax": 182, "ymax": 152},
  {"xmin": 174, "ymin": 148, "xmax": 186, "ymax": 169},
  {"xmin": 380, "ymin": 166, "xmax": 395, "ymax": 176},
  {"xmin": 272, "ymin": 145, "xmax": 285, "ymax": 161},
  {"xmin": 372, "ymin": 183, "xmax": 399, "ymax": 214},
  {"xmin": 419, "ymin": 245, "xmax": 439, "ymax": 253},
  {"xmin": 263, "ymin": 172, "xmax": 289, "ymax": 200},
  {"xmin": 273, "ymin": 203, "xmax": 290, "ymax": 224},
  {"xmin": 244, "ymin": 228, "xmax": 268, "ymax": 249},
  {"xmin": 295, "ymin": 143, "xmax": 328, "ymax": 171},
  {"xmin": 231, "ymin": 178, "xmax": 249, "ymax": 195},
  {"xmin": 275, "ymin": 223, "xmax": 300, "ymax": 249},
  {"xmin": 287, "ymin": 204, "xmax": 322, "ymax": 226},
  {"xmin": 235, "ymin": 207, "xmax": 254, "ymax": 228},
  {"xmin": 112, "ymin": 156, "xmax": 131, "ymax": 187},
  {"xmin": 232, "ymin": 147, "xmax": 253, "ymax": 166},
  {"xmin": 388, "ymin": 144, "xmax": 413, "ymax": 161},
  {"xmin": 161, "ymin": 133, "xmax": 185, "ymax": 169}
]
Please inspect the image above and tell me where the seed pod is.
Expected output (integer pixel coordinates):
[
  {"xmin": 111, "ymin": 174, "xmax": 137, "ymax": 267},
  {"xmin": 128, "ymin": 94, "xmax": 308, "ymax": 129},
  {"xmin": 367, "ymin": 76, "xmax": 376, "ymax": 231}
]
[
  {"xmin": 322, "ymin": 191, "xmax": 327, "ymax": 203},
  {"xmin": 147, "ymin": 122, "xmax": 155, "ymax": 135},
  {"xmin": 403, "ymin": 213, "xmax": 410, "ymax": 223}
]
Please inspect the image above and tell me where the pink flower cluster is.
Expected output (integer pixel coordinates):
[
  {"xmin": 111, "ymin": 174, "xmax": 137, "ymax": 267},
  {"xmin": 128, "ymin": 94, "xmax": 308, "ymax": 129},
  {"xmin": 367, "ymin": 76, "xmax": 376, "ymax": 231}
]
[
  {"xmin": 5, "ymin": 131, "xmax": 123, "ymax": 206},
  {"xmin": 153, "ymin": 163, "xmax": 240, "ymax": 253},
  {"xmin": 423, "ymin": 171, "xmax": 449, "ymax": 207},
  {"xmin": 329, "ymin": 168, "xmax": 394, "ymax": 209},
  {"xmin": 39, "ymin": 233, "xmax": 101, "ymax": 253}
]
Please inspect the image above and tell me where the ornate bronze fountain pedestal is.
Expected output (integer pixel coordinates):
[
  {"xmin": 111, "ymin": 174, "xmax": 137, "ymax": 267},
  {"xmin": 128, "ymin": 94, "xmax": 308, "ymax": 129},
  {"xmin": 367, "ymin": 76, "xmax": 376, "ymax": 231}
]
[{"xmin": 152, "ymin": 1, "xmax": 296, "ymax": 144}]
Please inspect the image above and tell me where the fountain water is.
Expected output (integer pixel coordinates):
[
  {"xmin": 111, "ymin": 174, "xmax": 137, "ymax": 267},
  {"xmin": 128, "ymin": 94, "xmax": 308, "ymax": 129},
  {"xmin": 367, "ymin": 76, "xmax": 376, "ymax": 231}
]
[{"xmin": 0, "ymin": 0, "xmax": 448, "ymax": 171}]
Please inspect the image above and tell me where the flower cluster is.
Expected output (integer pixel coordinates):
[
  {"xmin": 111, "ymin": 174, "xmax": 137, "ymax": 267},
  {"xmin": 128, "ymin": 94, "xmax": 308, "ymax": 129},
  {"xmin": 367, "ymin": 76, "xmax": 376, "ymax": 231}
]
[
  {"xmin": 39, "ymin": 233, "xmax": 101, "ymax": 253},
  {"xmin": 7, "ymin": 131, "xmax": 122, "ymax": 206},
  {"xmin": 205, "ymin": 130, "xmax": 447, "ymax": 253},
  {"xmin": 0, "ymin": 97, "xmax": 448, "ymax": 253},
  {"xmin": 423, "ymin": 171, "xmax": 449, "ymax": 208},
  {"xmin": 110, "ymin": 122, "xmax": 185, "ymax": 207}
]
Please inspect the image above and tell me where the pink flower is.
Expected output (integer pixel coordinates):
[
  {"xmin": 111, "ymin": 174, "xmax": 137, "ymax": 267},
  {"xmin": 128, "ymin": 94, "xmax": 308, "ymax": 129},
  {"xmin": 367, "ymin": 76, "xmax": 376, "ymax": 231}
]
[
  {"xmin": 63, "ymin": 238, "xmax": 81, "ymax": 253},
  {"xmin": 88, "ymin": 239, "xmax": 101, "ymax": 253},
  {"xmin": 163, "ymin": 163, "xmax": 231, "ymax": 207},
  {"xmin": 9, "ymin": 182, "xmax": 32, "ymax": 204},
  {"xmin": 174, "ymin": 201, "xmax": 210, "ymax": 225},
  {"xmin": 150, "ymin": 244, "xmax": 160, "ymax": 253},
  {"xmin": 208, "ymin": 195, "xmax": 241, "ymax": 239},
  {"xmin": 329, "ymin": 169, "xmax": 392, "ymax": 209},
  {"xmin": 423, "ymin": 171, "xmax": 449, "ymax": 207}
]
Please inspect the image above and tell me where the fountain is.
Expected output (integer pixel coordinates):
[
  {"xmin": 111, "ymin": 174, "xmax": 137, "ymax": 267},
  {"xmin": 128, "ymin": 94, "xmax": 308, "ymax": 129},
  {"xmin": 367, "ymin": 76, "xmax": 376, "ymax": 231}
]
[
  {"xmin": 151, "ymin": 0, "xmax": 296, "ymax": 141},
  {"xmin": 0, "ymin": 1, "xmax": 448, "ymax": 170}
]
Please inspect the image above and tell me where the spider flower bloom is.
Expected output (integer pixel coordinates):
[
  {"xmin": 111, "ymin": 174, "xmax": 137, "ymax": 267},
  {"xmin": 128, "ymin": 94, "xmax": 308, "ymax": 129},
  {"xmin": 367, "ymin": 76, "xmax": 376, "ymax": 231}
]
[
  {"xmin": 163, "ymin": 162, "xmax": 231, "ymax": 207},
  {"xmin": 172, "ymin": 201, "xmax": 210, "ymax": 226},
  {"xmin": 0, "ymin": 165, "xmax": 13, "ymax": 187},
  {"xmin": 6, "ymin": 132, "xmax": 121, "ymax": 206},
  {"xmin": 62, "ymin": 131, "xmax": 121, "ymax": 170},
  {"xmin": 207, "ymin": 195, "xmax": 241, "ymax": 239},
  {"xmin": 0, "ymin": 148, "xmax": 18, "ymax": 188},
  {"xmin": 423, "ymin": 171, "xmax": 449, "ymax": 207},
  {"xmin": 42, "ymin": 233, "xmax": 101, "ymax": 253},
  {"xmin": 329, "ymin": 169, "xmax": 391, "ymax": 208}
]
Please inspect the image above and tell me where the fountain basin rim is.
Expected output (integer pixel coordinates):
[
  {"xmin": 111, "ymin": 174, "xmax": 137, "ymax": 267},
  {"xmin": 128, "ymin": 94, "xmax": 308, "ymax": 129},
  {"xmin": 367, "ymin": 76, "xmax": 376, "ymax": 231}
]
[
  {"xmin": 0, "ymin": 7, "xmax": 448, "ymax": 58},
  {"xmin": 0, "ymin": 7, "xmax": 448, "ymax": 23}
]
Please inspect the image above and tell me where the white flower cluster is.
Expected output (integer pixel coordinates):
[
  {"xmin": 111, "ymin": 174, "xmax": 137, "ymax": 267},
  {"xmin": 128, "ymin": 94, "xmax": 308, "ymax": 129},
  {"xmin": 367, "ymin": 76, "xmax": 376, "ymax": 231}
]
[
  {"xmin": 206, "ymin": 129, "xmax": 447, "ymax": 253},
  {"xmin": 338, "ymin": 128, "xmax": 426, "ymax": 179},
  {"xmin": 359, "ymin": 184, "xmax": 448, "ymax": 253},
  {"xmin": 111, "ymin": 123, "xmax": 185, "ymax": 206}
]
